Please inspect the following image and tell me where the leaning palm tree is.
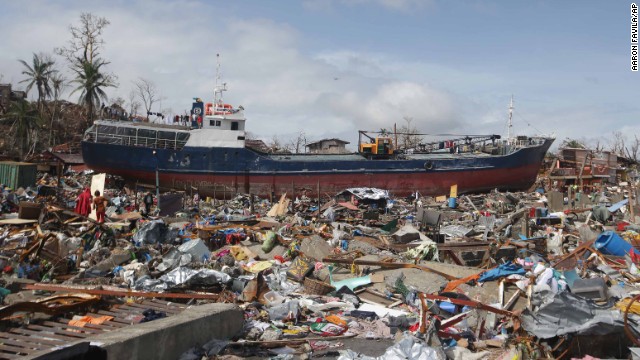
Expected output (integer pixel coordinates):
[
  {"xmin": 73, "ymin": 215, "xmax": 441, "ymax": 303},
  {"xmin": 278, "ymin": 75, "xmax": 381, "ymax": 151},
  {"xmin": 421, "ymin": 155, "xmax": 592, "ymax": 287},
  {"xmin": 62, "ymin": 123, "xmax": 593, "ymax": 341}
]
[
  {"xmin": 18, "ymin": 53, "xmax": 56, "ymax": 115},
  {"xmin": 0, "ymin": 100, "xmax": 42, "ymax": 159},
  {"xmin": 71, "ymin": 59, "xmax": 116, "ymax": 128}
]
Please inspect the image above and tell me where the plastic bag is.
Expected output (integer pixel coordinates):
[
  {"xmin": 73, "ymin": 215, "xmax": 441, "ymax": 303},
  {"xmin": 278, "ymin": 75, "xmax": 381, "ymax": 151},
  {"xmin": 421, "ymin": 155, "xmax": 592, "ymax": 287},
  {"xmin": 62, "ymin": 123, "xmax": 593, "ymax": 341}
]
[{"xmin": 262, "ymin": 230, "xmax": 277, "ymax": 253}]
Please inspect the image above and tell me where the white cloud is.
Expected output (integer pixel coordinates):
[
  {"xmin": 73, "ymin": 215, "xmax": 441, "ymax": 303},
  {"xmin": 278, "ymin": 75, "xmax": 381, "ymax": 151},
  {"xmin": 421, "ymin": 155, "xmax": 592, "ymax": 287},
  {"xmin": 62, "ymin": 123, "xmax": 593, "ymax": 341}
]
[
  {"xmin": 303, "ymin": 0, "xmax": 433, "ymax": 12},
  {"xmin": 2, "ymin": 0, "xmax": 630, "ymax": 151}
]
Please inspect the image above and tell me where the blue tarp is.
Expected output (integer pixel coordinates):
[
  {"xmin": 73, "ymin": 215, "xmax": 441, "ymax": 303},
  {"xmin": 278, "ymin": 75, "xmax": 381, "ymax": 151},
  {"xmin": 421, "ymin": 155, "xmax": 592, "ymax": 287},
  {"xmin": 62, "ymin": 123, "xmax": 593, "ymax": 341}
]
[
  {"xmin": 608, "ymin": 199, "xmax": 629, "ymax": 212},
  {"xmin": 479, "ymin": 261, "xmax": 526, "ymax": 282}
]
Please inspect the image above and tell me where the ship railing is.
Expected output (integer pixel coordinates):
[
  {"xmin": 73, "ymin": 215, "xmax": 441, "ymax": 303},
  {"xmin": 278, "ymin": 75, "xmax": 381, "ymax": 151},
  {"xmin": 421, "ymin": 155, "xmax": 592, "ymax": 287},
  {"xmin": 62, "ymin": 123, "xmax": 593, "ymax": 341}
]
[{"xmin": 88, "ymin": 133, "xmax": 188, "ymax": 150}]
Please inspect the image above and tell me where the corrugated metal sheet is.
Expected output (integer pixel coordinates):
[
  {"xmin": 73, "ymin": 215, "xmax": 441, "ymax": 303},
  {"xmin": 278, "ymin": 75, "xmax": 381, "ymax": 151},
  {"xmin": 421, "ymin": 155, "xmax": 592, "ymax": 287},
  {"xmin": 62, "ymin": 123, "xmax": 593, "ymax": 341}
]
[{"xmin": 0, "ymin": 161, "xmax": 37, "ymax": 189}]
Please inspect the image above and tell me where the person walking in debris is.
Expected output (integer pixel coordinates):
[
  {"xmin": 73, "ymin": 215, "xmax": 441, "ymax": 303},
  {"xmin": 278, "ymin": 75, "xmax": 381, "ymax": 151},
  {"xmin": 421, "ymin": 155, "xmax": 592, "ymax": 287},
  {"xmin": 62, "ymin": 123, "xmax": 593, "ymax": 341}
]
[
  {"xmin": 143, "ymin": 192, "xmax": 154, "ymax": 216},
  {"xmin": 75, "ymin": 188, "xmax": 93, "ymax": 217},
  {"xmin": 92, "ymin": 190, "xmax": 107, "ymax": 223},
  {"xmin": 193, "ymin": 192, "xmax": 200, "ymax": 208}
]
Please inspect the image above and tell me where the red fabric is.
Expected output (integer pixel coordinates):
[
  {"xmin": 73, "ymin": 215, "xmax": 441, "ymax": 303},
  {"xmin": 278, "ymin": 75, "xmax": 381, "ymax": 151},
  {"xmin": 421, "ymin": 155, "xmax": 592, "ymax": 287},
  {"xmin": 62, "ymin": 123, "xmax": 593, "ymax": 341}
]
[{"xmin": 75, "ymin": 188, "xmax": 92, "ymax": 217}]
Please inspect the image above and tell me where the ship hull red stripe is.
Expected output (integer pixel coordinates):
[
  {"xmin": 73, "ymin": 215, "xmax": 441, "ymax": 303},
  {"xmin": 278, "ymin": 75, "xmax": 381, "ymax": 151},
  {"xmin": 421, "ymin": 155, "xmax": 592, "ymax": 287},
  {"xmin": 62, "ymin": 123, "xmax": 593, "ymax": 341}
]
[{"xmin": 91, "ymin": 163, "xmax": 541, "ymax": 197}]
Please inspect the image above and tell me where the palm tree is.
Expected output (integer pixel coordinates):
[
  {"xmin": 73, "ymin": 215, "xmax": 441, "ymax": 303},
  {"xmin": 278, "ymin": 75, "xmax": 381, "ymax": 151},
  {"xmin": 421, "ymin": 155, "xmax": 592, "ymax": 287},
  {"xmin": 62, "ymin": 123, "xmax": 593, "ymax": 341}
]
[
  {"xmin": 71, "ymin": 59, "xmax": 115, "ymax": 128},
  {"xmin": 18, "ymin": 53, "xmax": 56, "ymax": 114},
  {"xmin": 0, "ymin": 100, "xmax": 42, "ymax": 159},
  {"xmin": 48, "ymin": 73, "xmax": 67, "ymax": 146}
]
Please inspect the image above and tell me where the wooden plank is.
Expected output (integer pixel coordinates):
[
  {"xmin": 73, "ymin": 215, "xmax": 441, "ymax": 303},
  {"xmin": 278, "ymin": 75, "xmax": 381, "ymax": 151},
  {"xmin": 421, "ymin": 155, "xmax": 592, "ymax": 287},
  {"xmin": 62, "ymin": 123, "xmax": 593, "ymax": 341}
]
[
  {"xmin": 121, "ymin": 303, "xmax": 180, "ymax": 314},
  {"xmin": 25, "ymin": 325, "xmax": 88, "ymax": 338},
  {"xmin": 105, "ymin": 307, "xmax": 136, "ymax": 315},
  {"xmin": 147, "ymin": 299, "xmax": 186, "ymax": 310},
  {"xmin": 23, "ymin": 284, "xmax": 220, "ymax": 300},
  {"xmin": 0, "ymin": 347, "xmax": 24, "ymax": 358},
  {"xmin": 10, "ymin": 328, "xmax": 78, "ymax": 341},
  {"xmin": 95, "ymin": 310, "xmax": 123, "ymax": 317},
  {"xmin": 42, "ymin": 321, "xmax": 103, "ymax": 335},
  {"xmin": 131, "ymin": 300, "xmax": 184, "ymax": 312},
  {"xmin": 53, "ymin": 320, "xmax": 116, "ymax": 331},
  {"xmin": 0, "ymin": 338, "xmax": 47, "ymax": 351},
  {"xmin": 0, "ymin": 343, "xmax": 34, "ymax": 354},
  {"xmin": 445, "ymin": 250, "xmax": 464, "ymax": 266},
  {"xmin": 0, "ymin": 332, "xmax": 63, "ymax": 346}
]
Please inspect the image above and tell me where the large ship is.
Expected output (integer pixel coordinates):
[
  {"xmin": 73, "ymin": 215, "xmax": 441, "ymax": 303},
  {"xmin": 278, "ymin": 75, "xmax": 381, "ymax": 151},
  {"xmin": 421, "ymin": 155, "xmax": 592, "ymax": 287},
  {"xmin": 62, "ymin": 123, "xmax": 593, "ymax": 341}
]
[{"xmin": 81, "ymin": 67, "xmax": 553, "ymax": 198}]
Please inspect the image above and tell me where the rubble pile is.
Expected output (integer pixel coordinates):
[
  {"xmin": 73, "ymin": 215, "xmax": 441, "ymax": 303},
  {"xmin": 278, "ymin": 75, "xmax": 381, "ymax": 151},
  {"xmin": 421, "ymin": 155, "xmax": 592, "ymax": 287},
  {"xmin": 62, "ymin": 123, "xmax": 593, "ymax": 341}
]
[{"xmin": 1, "ymin": 172, "xmax": 640, "ymax": 359}]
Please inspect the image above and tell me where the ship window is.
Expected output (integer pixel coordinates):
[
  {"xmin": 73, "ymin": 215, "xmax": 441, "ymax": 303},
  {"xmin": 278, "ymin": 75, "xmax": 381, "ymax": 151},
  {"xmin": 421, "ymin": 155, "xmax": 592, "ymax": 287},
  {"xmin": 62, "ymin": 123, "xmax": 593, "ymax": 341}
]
[
  {"xmin": 158, "ymin": 131, "xmax": 176, "ymax": 149},
  {"xmin": 237, "ymin": 136, "xmax": 245, "ymax": 140},
  {"xmin": 137, "ymin": 129, "xmax": 157, "ymax": 148},
  {"xmin": 231, "ymin": 122, "xmax": 239, "ymax": 130},
  {"xmin": 209, "ymin": 120, "xmax": 222, "ymax": 127},
  {"xmin": 175, "ymin": 132, "xmax": 190, "ymax": 150},
  {"xmin": 96, "ymin": 125, "xmax": 119, "ymax": 144}
]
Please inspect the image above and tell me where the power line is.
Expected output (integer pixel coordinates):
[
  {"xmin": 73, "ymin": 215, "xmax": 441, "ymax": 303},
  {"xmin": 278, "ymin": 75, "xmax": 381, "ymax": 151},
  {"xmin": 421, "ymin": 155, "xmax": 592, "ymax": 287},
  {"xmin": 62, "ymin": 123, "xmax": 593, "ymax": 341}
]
[{"xmin": 512, "ymin": 109, "xmax": 545, "ymax": 135}]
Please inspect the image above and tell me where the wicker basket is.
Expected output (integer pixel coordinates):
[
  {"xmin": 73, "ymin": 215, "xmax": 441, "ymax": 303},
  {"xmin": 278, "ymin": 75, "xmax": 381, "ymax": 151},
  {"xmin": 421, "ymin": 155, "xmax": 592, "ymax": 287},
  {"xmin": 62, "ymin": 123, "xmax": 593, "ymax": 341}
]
[{"xmin": 303, "ymin": 277, "xmax": 335, "ymax": 295}]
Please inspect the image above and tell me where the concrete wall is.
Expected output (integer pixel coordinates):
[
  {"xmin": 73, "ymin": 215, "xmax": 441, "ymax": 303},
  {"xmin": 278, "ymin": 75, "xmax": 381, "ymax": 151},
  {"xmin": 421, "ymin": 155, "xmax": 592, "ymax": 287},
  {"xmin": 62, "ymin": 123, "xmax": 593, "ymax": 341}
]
[
  {"xmin": 96, "ymin": 303, "xmax": 243, "ymax": 360},
  {"xmin": 26, "ymin": 303, "xmax": 243, "ymax": 360}
]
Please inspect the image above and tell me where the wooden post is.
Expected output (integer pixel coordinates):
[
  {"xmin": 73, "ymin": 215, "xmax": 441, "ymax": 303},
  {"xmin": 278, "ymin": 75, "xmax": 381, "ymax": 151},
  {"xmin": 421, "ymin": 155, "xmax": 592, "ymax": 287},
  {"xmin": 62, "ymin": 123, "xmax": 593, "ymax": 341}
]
[
  {"xmin": 134, "ymin": 180, "xmax": 138, "ymax": 211},
  {"xmin": 317, "ymin": 180, "xmax": 320, "ymax": 212},
  {"xmin": 629, "ymin": 183, "xmax": 636, "ymax": 222}
]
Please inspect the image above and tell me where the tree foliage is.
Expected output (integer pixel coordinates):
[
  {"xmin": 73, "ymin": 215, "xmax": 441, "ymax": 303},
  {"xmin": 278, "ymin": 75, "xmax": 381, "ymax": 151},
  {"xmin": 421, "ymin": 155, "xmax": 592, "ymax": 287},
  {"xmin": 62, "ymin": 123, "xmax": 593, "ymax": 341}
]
[
  {"xmin": 397, "ymin": 116, "xmax": 421, "ymax": 150},
  {"xmin": 71, "ymin": 59, "xmax": 116, "ymax": 126},
  {"xmin": 560, "ymin": 138, "xmax": 586, "ymax": 149},
  {"xmin": 47, "ymin": 72, "xmax": 67, "ymax": 146},
  {"xmin": 134, "ymin": 78, "xmax": 159, "ymax": 121},
  {"xmin": 127, "ymin": 90, "xmax": 141, "ymax": 117},
  {"xmin": 18, "ymin": 53, "xmax": 56, "ymax": 114},
  {"xmin": 287, "ymin": 131, "xmax": 307, "ymax": 154},
  {"xmin": 0, "ymin": 100, "xmax": 42, "ymax": 159},
  {"xmin": 56, "ymin": 13, "xmax": 110, "ymax": 66}
]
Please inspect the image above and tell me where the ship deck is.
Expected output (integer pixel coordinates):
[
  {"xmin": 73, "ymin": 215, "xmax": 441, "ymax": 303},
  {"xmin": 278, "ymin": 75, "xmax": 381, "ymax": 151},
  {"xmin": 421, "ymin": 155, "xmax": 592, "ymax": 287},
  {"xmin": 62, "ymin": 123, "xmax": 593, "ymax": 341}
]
[{"xmin": 264, "ymin": 151, "xmax": 494, "ymax": 162}]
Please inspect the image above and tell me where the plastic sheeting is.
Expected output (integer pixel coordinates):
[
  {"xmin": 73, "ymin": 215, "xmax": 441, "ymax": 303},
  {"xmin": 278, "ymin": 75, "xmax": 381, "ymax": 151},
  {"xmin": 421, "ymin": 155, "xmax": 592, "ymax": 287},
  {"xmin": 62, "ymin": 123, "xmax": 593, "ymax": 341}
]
[
  {"xmin": 155, "ymin": 247, "xmax": 193, "ymax": 273},
  {"xmin": 439, "ymin": 225, "xmax": 473, "ymax": 238},
  {"xmin": 521, "ymin": 290, "xmax": 623, "ymax": 339},
  {"xmin": 337, "ymin": 332, "xmax": 444, "ymax": 360},
  {"xmin": 340, "ymin": 188, "xmax": 389, "ymax": 201},
  {"xmin": 478, "ymin": 262, "xmax": 525, "ymax": 282},
  {"xmin": 134, "ymin": 266, "xmax": 230, "ymax": 292},
  {"xmin": 132, "ymin": 220, "xmax": 178, "ymax": 245}
]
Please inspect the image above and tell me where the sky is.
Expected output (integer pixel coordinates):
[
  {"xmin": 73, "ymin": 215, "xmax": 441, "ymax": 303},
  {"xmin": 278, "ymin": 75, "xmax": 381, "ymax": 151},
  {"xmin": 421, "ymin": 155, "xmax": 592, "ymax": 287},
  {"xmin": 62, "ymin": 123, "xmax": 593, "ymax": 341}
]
[{"xmin": 0, "ymin": 0, "xmax": 637, "ymax": 151}]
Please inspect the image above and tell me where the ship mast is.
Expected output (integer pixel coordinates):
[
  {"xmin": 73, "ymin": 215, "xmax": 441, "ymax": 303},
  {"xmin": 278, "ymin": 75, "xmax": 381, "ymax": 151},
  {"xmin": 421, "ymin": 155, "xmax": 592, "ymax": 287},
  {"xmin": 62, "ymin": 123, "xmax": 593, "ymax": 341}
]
[
  {"xmin": 213, "ymin": 53, "xmax": 227, "ymax": 106},
  {"xmin": 507, "ymin": 94, "xmax": 514, "ymax": 141}
]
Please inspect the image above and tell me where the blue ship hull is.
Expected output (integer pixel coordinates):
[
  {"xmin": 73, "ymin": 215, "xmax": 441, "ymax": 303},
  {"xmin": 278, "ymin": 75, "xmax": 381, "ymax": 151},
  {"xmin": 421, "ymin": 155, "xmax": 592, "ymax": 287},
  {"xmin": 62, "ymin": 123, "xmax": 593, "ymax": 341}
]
[{"xmin": 81, "ymin": 138, "xmax": 553, "ymax": 197}]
